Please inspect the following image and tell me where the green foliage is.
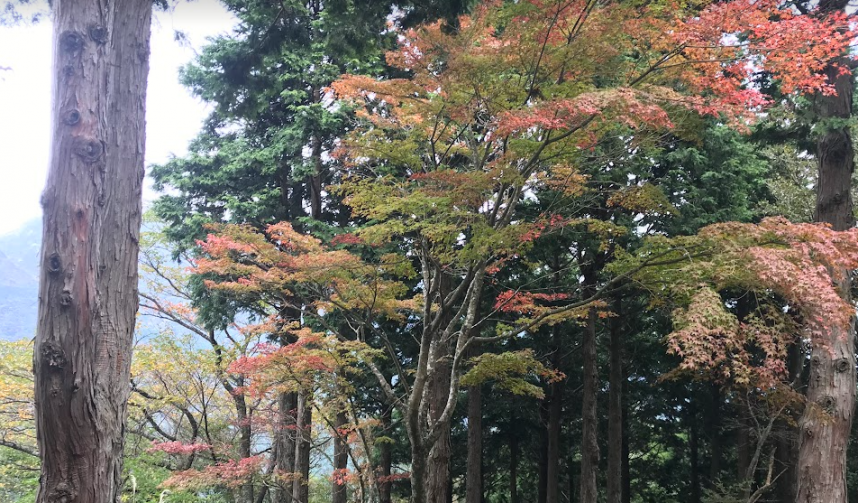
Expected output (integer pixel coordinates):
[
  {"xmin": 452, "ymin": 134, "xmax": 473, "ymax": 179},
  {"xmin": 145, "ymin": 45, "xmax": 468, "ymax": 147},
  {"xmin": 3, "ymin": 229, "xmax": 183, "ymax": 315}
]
[
  {"xmin": 461, "ymin": 350, "xmax": 561, "ymax": 399},
  {"xmin": 0, "ymin": 449, "xmax": 37, "ymax": 503}
]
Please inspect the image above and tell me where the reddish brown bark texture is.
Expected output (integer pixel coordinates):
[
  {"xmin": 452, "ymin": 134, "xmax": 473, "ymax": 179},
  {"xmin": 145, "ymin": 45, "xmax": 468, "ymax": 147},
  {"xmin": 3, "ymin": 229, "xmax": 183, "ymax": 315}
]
[
  {"xmin": 796, "ymin": 0, "xmax": 856, "ymax": 500},
  {"xmin": 33, "ymin": 0, "xmax": 152, "ymax": 502}
]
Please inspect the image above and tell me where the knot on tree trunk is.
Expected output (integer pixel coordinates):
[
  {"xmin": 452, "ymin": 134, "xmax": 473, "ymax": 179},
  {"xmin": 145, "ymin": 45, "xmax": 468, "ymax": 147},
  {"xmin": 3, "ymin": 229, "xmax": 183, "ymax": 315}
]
[{"xmin": 41, "ymin": 343, "xmax": 67, "ymax": 369}]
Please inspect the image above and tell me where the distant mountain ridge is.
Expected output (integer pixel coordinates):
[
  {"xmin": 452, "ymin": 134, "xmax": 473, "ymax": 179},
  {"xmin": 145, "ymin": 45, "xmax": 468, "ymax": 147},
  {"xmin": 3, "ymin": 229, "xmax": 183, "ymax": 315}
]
[
  {"xmin": 0, "ymin": 219, "xmax": 183, "ymax": 342},
  {"xmin": 0, "ymin": 219, "xmax": 40, "ymax": 341}
]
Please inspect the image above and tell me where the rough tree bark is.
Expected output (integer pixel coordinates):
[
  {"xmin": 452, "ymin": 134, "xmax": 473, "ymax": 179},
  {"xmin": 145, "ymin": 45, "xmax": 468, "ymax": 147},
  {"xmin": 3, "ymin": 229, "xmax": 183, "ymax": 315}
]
[
  {"xmin": 333, "ymin": 408, "xmax": 349, "ymax": 503},
  {"xmin": 622, "ymin": 396, "xmax": 630, "ymax": 503},
  {"xmin": 607, "ymin": 299, "xmax": 623, "ymax": 503},
  {"xmin": 796, "ymin": 1, "xmax": 856, "ymax": 501},
  {"xmin": 235, "ymin": 391, "xmax": 254, "ymax": 503},
  {"xmin": 707, "ymin": 384, "xmax": 721, "ymax": 486},
  {"xmin": 689, "ymin": 397, "xmax": 701, "ymax": 503},
  {"xmin": 274, "ymin": 391, "xmax": 297, "ymax": 503},
  {"xmin": 538, "ymin": 415, "xmax": 548, "ymax": 503},
  {"xmin": 294, "ymin": 391, "xmax": 313, "ymax": 503},
  {"xmin": 546, "ymin": 328, "xmax": 565, "ymax": 503},
  {"xmin": 33, "ymin": 0, "xmax": 151, "ymax": 502},
  {"xmin": 466, "ymin": 385, "xmax": 483, "ymax": 503},
  {"xmin": 774, "ymin": 343, "xmax": 802, "ymax": 503},
  {"xmin": 427, "ymin": 341, "xmax": 452, "ymax": 503},
  {"xmin": 580, "ymin": 302, "xmax": 600, "ymax": 503}
]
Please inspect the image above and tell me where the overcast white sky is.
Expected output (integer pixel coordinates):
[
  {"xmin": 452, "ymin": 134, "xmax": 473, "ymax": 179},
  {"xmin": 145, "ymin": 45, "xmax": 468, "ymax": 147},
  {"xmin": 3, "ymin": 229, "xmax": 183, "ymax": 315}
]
[{"xmin": 0, "ymin": 1, "xmax": 236, "ymax": 235}]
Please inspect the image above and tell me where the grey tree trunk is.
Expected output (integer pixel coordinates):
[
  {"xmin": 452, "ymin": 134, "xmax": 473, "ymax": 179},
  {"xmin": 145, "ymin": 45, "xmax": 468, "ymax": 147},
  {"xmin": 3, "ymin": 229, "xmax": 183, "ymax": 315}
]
[
  {"xmin": 294, "ymin": 391, "xmax": 313, "ymax": 503},
  {"xmin": 607, "ymin": 301, "xmax": 623, "ymax": 503},
  {"xmin": 689, "ymin": 397, "xmax": 701, "ymax": 503},
  {"xmin": 466, "ymin": 385, "xmax": 482, "ymax": 503},
  {"xmin": 546, "ymin": 379, "xmax": 563, "ymax": 503},
  {"xmin": 379, "ymin": 408, "xmax": 393, "ymax": 503},
  {"xmin": 427, "ymin": 357, "xmax": 452, "ymax": 503},
  {"xmin": 707, "ymin": 384, "xmax": 721, "ymax": 486},
  {"xmin": 621, "ymin": 396, "xmax": 630, "ymax": 503},
  {"xmin": 797, "ymin": 2, "xmax": 856, "ymax": 500},
  {"xmin": 274, "ymin": 391, "xmax": 297, "ymax": 503},
  {"xmin": 774, "ymin": 343, "xmax": 801, "ymax": 503},
  {"xmin": 34, "ymin": 0, "xmax": 151, "ymax": 501},
  {"xmin": 235, "ymin": 392, "xmax": 254, "ymax": 503},
  {"xmin": 333, "ymin": 409, "xmax": 349, "ymax": 503},
  {"xmin": 509, "ymin": 418, "xmax": 519, "ymax": 503},
  {"xmin": 538, "ymin": 416, "xmax": 548, "ymax": 503},
  {"xmin": 580, "ymin": 304, "xmax": 600, "ymax": 503}
]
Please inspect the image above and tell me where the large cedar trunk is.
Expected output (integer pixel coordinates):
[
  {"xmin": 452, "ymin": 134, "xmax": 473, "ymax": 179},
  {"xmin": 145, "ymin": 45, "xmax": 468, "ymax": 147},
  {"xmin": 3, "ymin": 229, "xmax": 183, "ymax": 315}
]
[
  {"xmin": 274, "ymin": 392, "xmax": 298, "ymax": 503},
  {"xmin": 33, "ymin": 1, "xmax": 152, "ymax": 501},
  {"xmin": 466, "ymin": 385, "xmax": 483, "ymax": 503},
  {"xmin": 333, "ymin": 409, "xmax": 349, "ymax": 503},
  {"xmin": 580, "ymin": 305, "xmax": 600, "ymax": 503},
  {"xmin": 607, "ymin": 301, "xmax": 623, "ymax": 503},
  {"xmin": 796, "ymin": 1, "xmax": 856, "ymax": 500},
  {"xmin": 294, "ymin": 391, "xmax": 313, "ymax": 503}
]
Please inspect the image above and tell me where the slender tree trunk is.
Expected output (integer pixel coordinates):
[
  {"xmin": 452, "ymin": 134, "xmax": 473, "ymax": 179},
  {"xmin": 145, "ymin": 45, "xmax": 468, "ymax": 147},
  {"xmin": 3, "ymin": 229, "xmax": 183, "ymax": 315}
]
[
  {"xmin": 607, "ymin": 299, "xmax": 623, "ymax": 503},
  {"xmin": 235, "ymin": 392, "xmax": 255, "ymax": 503},
  {"xmin": 274, "ymin": 392, "xmax": 297, "ymax": 503},
  {"xmin": 689, "ymin": 397, "xmax": 701, "ymax": 503},
  {"xmin": 410, "ymin": 446, "xmax": 429, "ymax": 503},
  {"xmin": 547, "ymin": 324, "xmax": 565, "ymax": 503},
  {"xmin": 333, "ymin": 408, "xmax": 349, "ymax": 503},
  {"xmin": 621, "ymin": 395, "xmax": 630, "ymax": 503},
  {"xmin": 509, "ymin": 419, "xmax": 519, "ymax": 503},
  {"xmin": 379, "ymin": 408, "xmax": 393, "ymax": 503},
  {"xmin": 797, "ymin": 3, "xmax": 856, "ymax": 499},
  {"xmin": 466, "ymin": 385, "xmax": 483, "ymax": 503},
  {"xmin": 538, "ymin": 412, "xmax": 548, "ymax": 503},
  {"xmin": 568, "ymin": 455, "xmax": 577, "ymax": 503},
  {"xmin": 737, "ymin": 401, "xmax": 750, "ymax": 486},
  {"xmin": 294, "ymin": 391, "xmax": 312, "ymax": 503},
  {"xmin": 774, "ymin": 343, "xmax": 801, "ymax": 503},
  {"xmin": 310, "ymin": 132, "xmax": 324, "ymax": 220},
  {"xmin": 546, "ymin": 379, "xmax": 564, "ymax": 503},
  {"xmin": 708, "ymin": 384, "xmax": 721, "ymax": 486},
  {"xmin": 33, "ymin": 1, "xmax": 152, "ymax": 501},
  {"xmin": 580, "ymin": 304, "xmax": 600, "ymax": 503},
  {"xmin": 774, "ymin": 423, "xmax": 797, "ymax": 503}
]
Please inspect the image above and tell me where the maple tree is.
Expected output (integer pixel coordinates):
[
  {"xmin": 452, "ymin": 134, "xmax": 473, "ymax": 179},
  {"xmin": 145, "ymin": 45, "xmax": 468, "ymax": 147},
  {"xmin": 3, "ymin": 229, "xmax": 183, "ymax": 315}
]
[
  {"xmin": 136, "ymin": 224, "xmax": 397, "ymax": 503},
  {"xmin": 182, "ymin": 0, "xmax": 857, "ymax": 501},
  {"xmin": 615, "ymin": 215, "xmax": 858, "ymax": 500},
  {"xmin": 2, "ymin": 0, "xmax": 844, "ymax": 502},
  {"xmin": 323, "ymin": 1, "xmax": 852, "ymax": 501}
]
